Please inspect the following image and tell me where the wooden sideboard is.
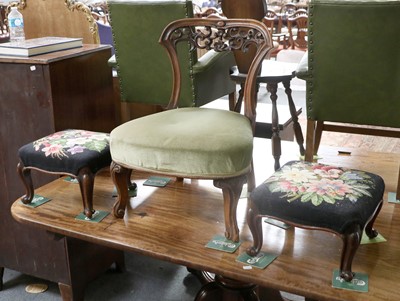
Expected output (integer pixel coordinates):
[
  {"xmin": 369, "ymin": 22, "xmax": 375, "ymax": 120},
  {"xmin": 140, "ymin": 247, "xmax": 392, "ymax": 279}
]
[{"xmin": 0, "ymin": 45, "xmax": 123, "ymax": 300}]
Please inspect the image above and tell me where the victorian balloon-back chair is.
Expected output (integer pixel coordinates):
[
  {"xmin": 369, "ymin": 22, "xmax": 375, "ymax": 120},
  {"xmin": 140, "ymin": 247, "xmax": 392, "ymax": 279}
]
[{"xmin": 109, "ymin": 17, "xmax": 274, "ymax": 242}]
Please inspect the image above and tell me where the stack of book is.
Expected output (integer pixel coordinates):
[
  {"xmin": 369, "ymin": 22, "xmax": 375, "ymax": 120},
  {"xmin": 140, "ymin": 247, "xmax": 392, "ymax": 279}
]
[{"xmin": 0, "ymin": 36, "xmax": 83, "ymax": 57}]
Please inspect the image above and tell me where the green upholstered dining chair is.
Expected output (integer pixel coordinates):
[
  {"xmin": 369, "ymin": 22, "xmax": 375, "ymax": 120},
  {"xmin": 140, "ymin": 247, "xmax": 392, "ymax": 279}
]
[
  {"xmin": 107, "ymin": 0, "xmax": 236, "ymax": 117},
  {"xmin": 300, "ymin": 0, "xmax": 400, "ymax": 158},
  {"xmin": 109, "ymin": 17, "xmax": 274, "ymax": 242}
]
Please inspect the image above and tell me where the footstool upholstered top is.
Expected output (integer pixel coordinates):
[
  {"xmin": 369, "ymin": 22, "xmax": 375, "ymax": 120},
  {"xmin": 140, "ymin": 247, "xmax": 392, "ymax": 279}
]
[
  {"xmin": 250, "ymin": 161, "xmax": 385, "ymax": 233},
  {"xmin": 18, "ymin": 129, "xmax": 111, "ymax": 175}
]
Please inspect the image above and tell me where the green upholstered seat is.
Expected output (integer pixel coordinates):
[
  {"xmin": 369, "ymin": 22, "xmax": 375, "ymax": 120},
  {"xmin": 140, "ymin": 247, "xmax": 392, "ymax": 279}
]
[{"xmin": 110, "ymin": 107, "xmax": 253, "ymax": 178}]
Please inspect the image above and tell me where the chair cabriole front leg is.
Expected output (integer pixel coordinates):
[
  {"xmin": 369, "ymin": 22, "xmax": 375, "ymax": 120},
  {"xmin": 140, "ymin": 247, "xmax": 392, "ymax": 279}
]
[
  {"xmin": 110, "ymin": 161, "xmax": 131, "ymax": 218},
  {"xmin": 214, "ymin": 174, "xmax": 247, "ymax": 242}
]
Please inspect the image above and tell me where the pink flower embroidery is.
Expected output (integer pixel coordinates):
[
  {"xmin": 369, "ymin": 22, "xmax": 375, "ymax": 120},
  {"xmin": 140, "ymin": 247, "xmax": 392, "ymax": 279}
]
[{"xmin": 42, "ymin": 144, "xmax": 65, "ymax": 158}]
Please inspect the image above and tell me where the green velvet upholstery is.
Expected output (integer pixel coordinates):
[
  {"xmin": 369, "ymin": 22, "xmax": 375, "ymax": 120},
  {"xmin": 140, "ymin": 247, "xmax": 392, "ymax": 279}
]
[
  {"xmin": 110, "ymin": 107, "xmax": 253, "ymax": 178},
  {"xmin": 107, "ymin": 0, "xmax": 236, "ymax": 107},
  {"xmin": 304, "ymin": 0, "xmax": 400, "ymax": 127}
]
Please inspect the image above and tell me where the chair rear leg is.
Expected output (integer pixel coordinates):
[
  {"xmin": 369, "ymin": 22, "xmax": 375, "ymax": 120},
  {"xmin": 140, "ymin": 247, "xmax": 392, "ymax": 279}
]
[
  {"xmin": 17, "ymin": 162, "xmax": 34, "ymax": 204},
  {"xmin": 313, "ymin": 121, "xmax": 324, "ymax": 156},
  {"xmin": 214, "ymin": 174, "xmax": 247, "ymax": 242},
  {"xmin": 228, "ymin": 91, "xmax": 237, "ymax": 112},
  {"xmin": 247, "ymin": 161, "xmax": 256, "ymax": 193},
  {"xmin": 305, "ymin": 119, "xmax": 316, "ymax": 162},
  {"xmin": 77, "ymin": 167, "xmax": 95, "ymax": 219}
]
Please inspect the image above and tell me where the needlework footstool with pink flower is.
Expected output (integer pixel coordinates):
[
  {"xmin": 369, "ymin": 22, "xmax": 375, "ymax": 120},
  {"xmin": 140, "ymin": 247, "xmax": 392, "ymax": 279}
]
[
  {"xmin": 17, "ymin": 129, "xmax": 112, "ymax": 219},
  {"xmin": 246, "ymin": 160, "xmax": 384, "ymax": 282}
]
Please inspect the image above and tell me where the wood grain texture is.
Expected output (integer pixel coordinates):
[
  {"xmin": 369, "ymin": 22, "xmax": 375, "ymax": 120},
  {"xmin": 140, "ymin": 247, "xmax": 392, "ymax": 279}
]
[{"xmin": 11, "ymin": 140, "xmax": 400, "ymax": 301}]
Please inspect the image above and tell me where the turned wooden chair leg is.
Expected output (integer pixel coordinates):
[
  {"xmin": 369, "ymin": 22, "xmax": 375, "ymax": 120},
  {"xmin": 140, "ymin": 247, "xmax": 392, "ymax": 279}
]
[
  {"xmin": 16, "ymin": 162, "xmax": 34, "ymax": 204},
  {"xmin": 305, "ymin": 119, "xmax": 316, "ymax": 162},
  {"xmin": 228, "ymin": 91, "xmax": 237, "ymax": 112},
  {"xmin": 267, "ymin": 82, "xmax": 282, "ymax": 171},
  {"xmin": 77, "ymin": 167, "xmax": 95, "ymax": 219},
  {"xmin": 340, "ymin": 224, "xmax": 363, "ymax": 281},
  {"xmin": 110, "ymin": 161, "xmax": 131, "ymax": 218},
  {"xmin": 247, "ymin": 161, "xmax": 256, "ymax": 193},
  {"xmin": 214, "ymin": 174, "xmax": 247, "ymax": 242},
  {"xmin": 282, "ymin": 80, "xmax": 305, "ymax": 156},
  {"xmin": 313, "ymin": 121, "xmax": 324, "ymax": 156}
]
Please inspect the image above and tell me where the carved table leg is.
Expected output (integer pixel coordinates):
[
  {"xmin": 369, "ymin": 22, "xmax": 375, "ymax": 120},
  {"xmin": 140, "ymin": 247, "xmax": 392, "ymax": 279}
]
[
  {"xmin": 282, "ymin": 80, "xmax": 305, "ymax": 156},
  {"xmin": 267, "ymin": 82, "xmax": 281, "ymax": 171},
  {"xmin": 0, "ymin": 267, "xmax": 4, "ymax": 291},
  {"xmin": 195, "ymin": 275, "xmax": 259, "ymax": 301}
]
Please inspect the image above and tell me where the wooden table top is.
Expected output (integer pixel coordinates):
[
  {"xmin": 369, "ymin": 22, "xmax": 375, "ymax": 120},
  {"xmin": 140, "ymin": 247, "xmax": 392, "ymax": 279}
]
[{"xmin": 11, "ymin": 139, "xmax": 400, "ymax": 301}]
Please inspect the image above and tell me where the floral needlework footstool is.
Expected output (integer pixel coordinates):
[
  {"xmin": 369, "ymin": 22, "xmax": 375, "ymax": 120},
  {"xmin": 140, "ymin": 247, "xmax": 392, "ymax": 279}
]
[
  {"xmin": 246, "ymin": 160, "xmax": 385, "ymax": 282},
  {"xmin": 17, "ymin": 129, "xmax": 111, "ymax": 219}
]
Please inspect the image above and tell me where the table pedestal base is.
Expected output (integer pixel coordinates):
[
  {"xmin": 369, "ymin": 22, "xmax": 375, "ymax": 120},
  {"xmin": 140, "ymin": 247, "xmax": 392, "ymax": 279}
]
[{"xmin": 195, "ymin": 275, "xmax": 259, "ymax": 301}]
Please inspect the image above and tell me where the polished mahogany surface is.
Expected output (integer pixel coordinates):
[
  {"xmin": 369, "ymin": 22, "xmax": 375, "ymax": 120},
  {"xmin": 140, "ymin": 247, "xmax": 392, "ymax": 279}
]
[{"xmin": 11, "ymin": 139, "xmax": 400, "ymax": 301}]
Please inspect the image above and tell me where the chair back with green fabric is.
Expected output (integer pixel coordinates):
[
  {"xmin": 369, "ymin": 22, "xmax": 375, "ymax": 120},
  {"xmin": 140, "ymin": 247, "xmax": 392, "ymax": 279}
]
[
  {"xmin": 108, "ymin": 0, "xmax": 236, "ymax": 108},
  {"xmin": 303, "ymin": 0, "xmax": 400, "ymax": 161}
]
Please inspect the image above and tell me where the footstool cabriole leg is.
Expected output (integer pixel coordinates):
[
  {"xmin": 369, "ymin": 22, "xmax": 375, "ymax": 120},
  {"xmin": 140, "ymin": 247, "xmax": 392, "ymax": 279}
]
[
  {"xmin": 339, "ymin": 223, "xmax": 362, "ymax": 282},
  {"xmin": 76, "ymin": 167, "xmax": 95, "ymax": 219},
  {"xmin": 365, "ymin": 200, "xmax": 383, "ymax": 239},
  {"xmin": 246, "ymin": 202, "xmax": 263, "ymax": 257},
  {"xmin": 17, "ymin": 162, "xmax": 34, "ymax": 204},
  {"xmin": 110, "ymin": 161, "xmax": 131, "ymax": 218}
]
